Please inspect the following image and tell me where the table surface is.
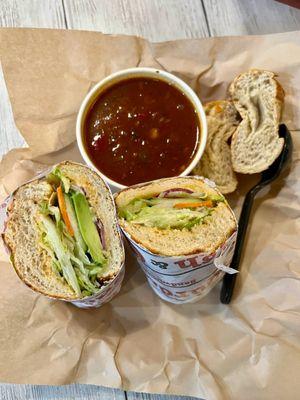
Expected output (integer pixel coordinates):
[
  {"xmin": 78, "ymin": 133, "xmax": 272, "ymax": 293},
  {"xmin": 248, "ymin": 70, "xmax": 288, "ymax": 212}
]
[{"xmin": 0, "ymin": 1, "xmax": 299, "ymax": 399}]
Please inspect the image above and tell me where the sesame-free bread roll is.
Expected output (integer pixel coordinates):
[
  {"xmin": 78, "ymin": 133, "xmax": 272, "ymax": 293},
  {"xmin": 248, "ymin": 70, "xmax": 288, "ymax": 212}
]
[
  {"xmin": 229, "ymin": 69, "xmax": 285, "ymax": 174},
  {"xmin": 193, "ymin": 101, "xmax": 240, "ymax": 193}
]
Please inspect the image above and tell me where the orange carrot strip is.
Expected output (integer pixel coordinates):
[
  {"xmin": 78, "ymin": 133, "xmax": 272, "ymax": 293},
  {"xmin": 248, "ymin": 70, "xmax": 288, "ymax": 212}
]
[
  {"xmin": 57, "ymin": 185, "xmax": 74, "ymax": 236},
  {"xmin": 174, "ymin": 200, "xmax": 213, "ymax": 209}
]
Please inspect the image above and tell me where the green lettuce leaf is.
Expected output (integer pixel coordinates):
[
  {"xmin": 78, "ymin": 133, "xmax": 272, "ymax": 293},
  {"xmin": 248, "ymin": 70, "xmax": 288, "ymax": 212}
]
[
  {"xmin": 39, "ymin": 215, "xmax": 105, "ymax": 296},
  {"xmin": 119, "ymin": 194, "xmax": 223, "ymax": 230},
  {"xmin": 39, "ymin": 215, "xmax": 81, "ymax": 296},
  {"xmin": 40, "ymin": 167, "xmax": 109, "ymax": 297},
  {"xmin": 47, "ymin": 167, "xmax": 70, "ymax": 193}
]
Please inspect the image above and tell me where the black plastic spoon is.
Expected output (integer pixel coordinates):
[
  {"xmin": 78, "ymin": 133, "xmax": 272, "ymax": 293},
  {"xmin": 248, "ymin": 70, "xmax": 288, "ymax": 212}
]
[{"xmin": 220, "ymin": 124, "xmax": 293, "ymax": 304}]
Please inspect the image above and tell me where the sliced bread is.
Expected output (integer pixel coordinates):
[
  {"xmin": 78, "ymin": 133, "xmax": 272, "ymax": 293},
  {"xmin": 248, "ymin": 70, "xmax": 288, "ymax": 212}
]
[
  {"xmin": 193, "ymin": 101, "xmax": 240, "ymax": 193},
  {"xmin": 229, "ymin": 69, "xmax": 285, "ymax": 174}
]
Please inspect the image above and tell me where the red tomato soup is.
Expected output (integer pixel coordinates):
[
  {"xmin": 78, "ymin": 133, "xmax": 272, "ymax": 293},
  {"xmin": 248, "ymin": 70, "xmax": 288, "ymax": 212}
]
[{"xmin": 83, "ymin": 78, "xmax": 200, "ymax": 186}]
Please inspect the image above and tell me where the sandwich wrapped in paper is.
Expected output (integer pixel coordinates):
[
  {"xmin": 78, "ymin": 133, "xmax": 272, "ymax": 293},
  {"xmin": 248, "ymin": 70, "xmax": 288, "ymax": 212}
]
[
  {"xmin": 1, "ymin": 161, "xmax": 125, "ymax": 308},
  {"xmin": 115, "ymin": 176, "xmax": 238, "ymax": 303}
]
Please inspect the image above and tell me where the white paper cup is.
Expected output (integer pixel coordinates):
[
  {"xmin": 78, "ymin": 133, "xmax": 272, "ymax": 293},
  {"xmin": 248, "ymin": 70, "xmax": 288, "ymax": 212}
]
[
  {"xmin": 76, "ymin": 67, "xmax": 207, "ymax": 192},
  {"xmin": 0, "ymin": 164, "xmax": 125, "ymax": 309}
]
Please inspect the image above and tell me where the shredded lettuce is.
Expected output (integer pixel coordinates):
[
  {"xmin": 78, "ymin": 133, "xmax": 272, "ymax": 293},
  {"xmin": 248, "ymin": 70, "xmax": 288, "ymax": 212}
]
[
  {"xmin": 39, "ymin": 215, "xmax": 81, "ymax": 296},
  {"xmin": 47, "ymin": 168, "xmax": 70, "ymax": 193},
  {"xmin": 119, "ymin": 194, "xmax": 223, "ymax": 230},
  {"xmin": 40, "ymin": 200, "xmax": 61, "ymax": 225},
  {"xmin": 118, "ymin": 199, "xmax": 149, "ymax": 220},
  {"xmin": 38, "ymin": 167, "xmax": 109, "ymax": 298},
  {"xmin": 38, "ymin": 214, "xmax": 104, "ymax": 296}
]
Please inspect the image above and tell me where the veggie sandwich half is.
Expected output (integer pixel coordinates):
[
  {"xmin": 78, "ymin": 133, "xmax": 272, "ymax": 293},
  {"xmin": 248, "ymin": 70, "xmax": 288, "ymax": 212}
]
[{"xmin": 2, "ymin": 161, "xmax": 124, "ymax": 300}]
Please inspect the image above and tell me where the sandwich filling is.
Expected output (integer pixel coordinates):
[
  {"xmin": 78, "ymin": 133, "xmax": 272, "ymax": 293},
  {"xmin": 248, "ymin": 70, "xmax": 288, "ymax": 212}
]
[
  {"xmin": 118, "ymin": 188, "xmax": 224, "ymax": 230},
  {"xmin": 37, "ymin": 167, "xmax": 108, "ymax": 297}
]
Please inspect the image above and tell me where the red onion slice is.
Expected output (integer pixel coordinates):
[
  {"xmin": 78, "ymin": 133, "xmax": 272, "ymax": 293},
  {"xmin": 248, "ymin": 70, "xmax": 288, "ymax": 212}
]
[
  {"xmin": 158, "ymin": 188, "xmax": 194, "ymax": 198},
  {"xmin": 95, "ymin": 219, "xmax": 106, "ymax": 250}
]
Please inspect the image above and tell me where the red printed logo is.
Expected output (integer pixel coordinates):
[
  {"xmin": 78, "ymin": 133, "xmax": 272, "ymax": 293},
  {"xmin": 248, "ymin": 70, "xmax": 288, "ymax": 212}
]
[
  {"xmin": 174, "ymin": 255, "xmax": 202, "ymax": 269},
  {"xmin": 202, "ymin": 253, "xmax": 216, "ymax": 263}
]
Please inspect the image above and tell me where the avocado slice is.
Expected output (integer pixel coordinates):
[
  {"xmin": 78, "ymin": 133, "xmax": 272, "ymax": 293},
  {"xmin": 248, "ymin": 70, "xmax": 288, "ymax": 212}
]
[
  {"xmin": 71, "ymin": 192, "xmax": 105, "ymax": 264},
  {"xmin": 131, "ymin": 206, "xmax": 212, "ymax": 230}
]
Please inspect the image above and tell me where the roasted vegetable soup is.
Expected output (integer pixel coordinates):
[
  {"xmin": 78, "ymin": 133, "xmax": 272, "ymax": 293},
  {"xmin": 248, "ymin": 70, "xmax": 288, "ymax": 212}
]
[{"xmin": 83, "ymin": 78, "xmax": 200, "ymax": 186}]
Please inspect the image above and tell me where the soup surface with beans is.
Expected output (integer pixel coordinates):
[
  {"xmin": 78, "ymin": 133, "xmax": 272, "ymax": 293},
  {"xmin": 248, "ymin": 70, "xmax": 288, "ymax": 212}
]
[{"xmin": 83, "ymin": 77, "xmax": 200, "ymax": 186}]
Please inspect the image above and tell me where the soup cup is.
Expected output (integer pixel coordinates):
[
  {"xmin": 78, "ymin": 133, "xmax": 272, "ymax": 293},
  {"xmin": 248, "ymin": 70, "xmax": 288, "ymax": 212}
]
[{"xmin": 76, "ymin": 67, "xmax": 207, "ymax": 192}]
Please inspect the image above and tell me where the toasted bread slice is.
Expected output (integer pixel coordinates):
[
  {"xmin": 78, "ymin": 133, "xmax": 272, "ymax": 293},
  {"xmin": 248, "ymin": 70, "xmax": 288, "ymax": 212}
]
[
  {"xmin": 229, "ymin": 69, "xmax": 285, "ymax": 174},
  {"xmin": 193, "ymin": 101, "xmax": 240, "ymax": 193},
  {"xmin": 2, "ymin": 161, "xmax": 124, "ymax": 300},
  {"xmin": 115, "ymin": 177, "xmax": 237, "ymax": 257}
]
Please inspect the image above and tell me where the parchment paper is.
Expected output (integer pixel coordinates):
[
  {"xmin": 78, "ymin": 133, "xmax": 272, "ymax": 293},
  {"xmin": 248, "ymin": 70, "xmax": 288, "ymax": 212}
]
[{"xmin": 0, "ymin": 28, "xmax": 300, "ymax": 400}]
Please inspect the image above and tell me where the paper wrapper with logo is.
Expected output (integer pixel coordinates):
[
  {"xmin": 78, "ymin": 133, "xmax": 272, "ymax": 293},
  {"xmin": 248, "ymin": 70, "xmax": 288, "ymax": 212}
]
[
  {"xmin": 124, "ymin": 230, "xmax": 237, "ymax": 304},
  {"xmin": 116, "ymin": 176, "xmax": 238, "ymax": 304},
  {"xmin": 0, "ymin": 162, "xmax": 125, "ymax": 309}
]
